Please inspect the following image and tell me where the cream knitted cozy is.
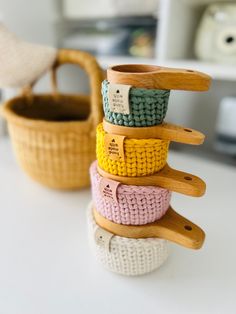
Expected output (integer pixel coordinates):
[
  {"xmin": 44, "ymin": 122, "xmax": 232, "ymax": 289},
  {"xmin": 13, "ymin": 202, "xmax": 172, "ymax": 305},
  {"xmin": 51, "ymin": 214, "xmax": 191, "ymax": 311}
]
[{"xmin": 87, "ymin": 203, "xmax": 169, "ymax": 276}]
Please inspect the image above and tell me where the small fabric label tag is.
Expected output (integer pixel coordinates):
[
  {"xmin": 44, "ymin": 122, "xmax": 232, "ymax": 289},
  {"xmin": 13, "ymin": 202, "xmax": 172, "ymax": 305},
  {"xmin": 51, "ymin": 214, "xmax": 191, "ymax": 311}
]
[
  {"xmin": 94, "ymin": 227, "xmax": 113, "ymax": 252},
  {"xmin": 108, "ymin": 83, "xmax": 131, "ymax": 114},
  {"xmin": 99, "ymin": 177, "xmax": 120, "ymax": 204},
  {"xmin": 104, "ymin": 134, "xmax": 125, "ymax": 161}
]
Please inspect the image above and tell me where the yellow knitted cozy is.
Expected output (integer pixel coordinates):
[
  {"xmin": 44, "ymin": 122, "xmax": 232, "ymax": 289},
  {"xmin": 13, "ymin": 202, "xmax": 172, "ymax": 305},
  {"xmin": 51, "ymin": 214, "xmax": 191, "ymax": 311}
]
[{"xmin": 96, "ymin": 123, "xmax": 169, "ymax": 177}]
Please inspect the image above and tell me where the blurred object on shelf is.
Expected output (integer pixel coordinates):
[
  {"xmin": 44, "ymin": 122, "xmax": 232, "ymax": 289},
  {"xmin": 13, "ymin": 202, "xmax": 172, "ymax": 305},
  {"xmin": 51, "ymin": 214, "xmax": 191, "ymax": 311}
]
[
  {"xmin": 215, "ymin": 97, "xmax": 236, "ymax": 156},
  {"xmin": 63, "ymin": 29, "xmax": 129, "ymax": 56},
  {"xmin": 60, "ymin": 17, "xmax": 157, "ymax": 58},
  {"xmin": 62, "ymin": 0, "xmax": 159, "ymax": 19},
  {"xmin": 195, "ymin": 3, "xmax": 236, "ymax": 64},
  {"xmin": 129, "ymin": 28, "xmax": 155, "ymax": 57}
]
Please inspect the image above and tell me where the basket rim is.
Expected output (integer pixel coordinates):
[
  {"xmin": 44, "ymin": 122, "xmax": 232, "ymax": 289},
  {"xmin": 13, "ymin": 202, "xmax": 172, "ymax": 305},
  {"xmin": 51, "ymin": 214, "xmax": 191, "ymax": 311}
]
[{"xmin": 1, "ymin": 93, "xmax": 95, "ymax": 131}]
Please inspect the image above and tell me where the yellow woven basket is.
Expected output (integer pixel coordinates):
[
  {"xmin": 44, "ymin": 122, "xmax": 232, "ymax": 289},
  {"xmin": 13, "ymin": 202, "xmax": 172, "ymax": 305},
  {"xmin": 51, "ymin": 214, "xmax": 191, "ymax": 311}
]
[
  {"xmin": 96, "ymin": 123, "xmax": 169, "ymax": 177},
  {"xmin": 1, "ymin": 49, "xmax": 104, "ymax": 189}
]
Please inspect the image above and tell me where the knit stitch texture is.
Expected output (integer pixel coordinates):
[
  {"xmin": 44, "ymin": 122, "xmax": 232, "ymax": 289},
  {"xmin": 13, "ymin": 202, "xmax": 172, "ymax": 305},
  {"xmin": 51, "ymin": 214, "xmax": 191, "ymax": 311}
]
[
  {"xmin": 102, "ymin": 80, "xmax": 170, "ymax": 127},
  {"xmin": 90, "ymin": 161, "xmax": 171, "ymax": 225},
  {"xmin": 96, "ymin": 123, "xmax": 169, "ymax": 176},
  {"xmin": 87, "ymin": 203, "xmax": 169, "ymax": 276}
]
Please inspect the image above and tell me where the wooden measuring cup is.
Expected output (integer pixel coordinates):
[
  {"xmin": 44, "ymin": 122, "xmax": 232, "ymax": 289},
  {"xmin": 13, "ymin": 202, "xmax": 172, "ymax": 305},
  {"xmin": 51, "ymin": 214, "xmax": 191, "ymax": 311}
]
[
  {"xmin": 93, "ymin": 206, "xmax": 205, "ymax": 250},
  {"xmin": 103, "ymin": 119, "xmax": 205, "ymax": 145},
  {"xmin": 107, "ymin": 64, "xmax": 211, "ymax": 91},
  {"xmin": 97, "ymin": 164, "xmax": 206, "ymax": 197}
]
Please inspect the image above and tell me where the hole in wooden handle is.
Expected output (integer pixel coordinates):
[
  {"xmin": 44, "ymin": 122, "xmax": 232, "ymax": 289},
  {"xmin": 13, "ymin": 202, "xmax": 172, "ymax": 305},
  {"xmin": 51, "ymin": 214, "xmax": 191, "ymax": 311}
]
[
  {"xmin": 184, "ymin": 176, "xmax": 192, "ymax": 181},
  {"xmin": 184, "ymin": 225, "xmax": 193, "ymax": 231},
  {"xmin": 184, "ymin": 128, "xmax": 192, "ymax": 132}
]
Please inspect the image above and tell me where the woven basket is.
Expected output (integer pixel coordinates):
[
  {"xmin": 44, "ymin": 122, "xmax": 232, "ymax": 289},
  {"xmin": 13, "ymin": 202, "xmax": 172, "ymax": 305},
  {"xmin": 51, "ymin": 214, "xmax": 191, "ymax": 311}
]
[
  {"xmin": 87, "ymin": 204, "xmax": 169, "ymax": 276},
  {"xmin": 102, "ymin": 80, "xmax": 170, "ymax": 127},
  {"xmin": 90, "ymin": 161, "xmax": 171, "ymax": 225},
  {"xmin": 96, "ymin": 123, "xmax": 169, "ymax": 176},
  {"xmin": 1, "ymin": 49, "xmax": 104, "ymax": 189}
]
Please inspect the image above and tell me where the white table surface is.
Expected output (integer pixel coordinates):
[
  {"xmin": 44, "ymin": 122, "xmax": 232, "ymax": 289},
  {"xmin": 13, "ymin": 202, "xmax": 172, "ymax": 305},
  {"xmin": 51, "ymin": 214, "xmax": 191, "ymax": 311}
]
[{"xmin": 0, "ymin": 138, "xmax": 235, "ymax": 314}]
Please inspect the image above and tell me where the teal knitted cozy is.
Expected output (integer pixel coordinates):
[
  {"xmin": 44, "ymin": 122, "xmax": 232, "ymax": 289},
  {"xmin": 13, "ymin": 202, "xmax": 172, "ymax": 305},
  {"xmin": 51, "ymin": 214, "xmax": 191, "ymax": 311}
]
[{"xmin": 102, "ymin": 80, "xmax": 170, "ymax": 127}]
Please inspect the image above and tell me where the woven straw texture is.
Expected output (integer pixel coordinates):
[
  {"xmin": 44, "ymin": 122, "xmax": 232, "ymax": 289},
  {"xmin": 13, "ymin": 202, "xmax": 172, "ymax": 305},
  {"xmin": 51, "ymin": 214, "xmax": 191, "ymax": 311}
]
[
  {"xmin": 102, "ymin": 80, "xmax": 170, "ymax": 127},
  {"xmin": 1, "ymin": 49, "xmax": 104, "ymax": 189},
  {"xmin": 96, "ymin": 123, "xmax": 169, "ymax": 176},
  {"xmin": 90, "ymin": 161, "xmax": 171, "ymax": 225},
  {"xmin": 87, "ymin": 203, "xmax": 169, "ymax": 276}
]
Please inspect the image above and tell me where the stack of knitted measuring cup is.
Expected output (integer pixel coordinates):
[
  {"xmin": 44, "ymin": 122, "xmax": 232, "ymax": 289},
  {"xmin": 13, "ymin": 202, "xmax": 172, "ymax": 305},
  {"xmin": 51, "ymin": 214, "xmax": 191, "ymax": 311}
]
[{"xmin": 88, "ymin": 64, "xmax": 211, "ymax": 276}]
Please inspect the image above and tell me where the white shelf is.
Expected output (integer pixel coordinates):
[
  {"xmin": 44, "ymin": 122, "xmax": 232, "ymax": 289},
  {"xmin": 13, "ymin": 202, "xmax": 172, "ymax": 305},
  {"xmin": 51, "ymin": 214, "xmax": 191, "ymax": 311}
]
[
  {"xmin": 157, "ymin": 0, "xmax": 236, "ymax": 82},
  {"xmin": 98, "ymin": 56, "xmax": 236, "ymax": 81},
  {"xmin": 158, "ymin": 60, "xmax": 236, "ymax": 81}
]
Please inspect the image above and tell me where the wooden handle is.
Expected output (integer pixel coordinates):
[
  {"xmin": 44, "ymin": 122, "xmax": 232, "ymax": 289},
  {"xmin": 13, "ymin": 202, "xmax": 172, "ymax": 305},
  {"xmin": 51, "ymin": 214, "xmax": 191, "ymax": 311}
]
[
  {"xmin": 103, "ymin": 119, "xmax": 205, "ymax": 145},
  {"xmin": 107, "ymin": 64, "xmax": 211, "ymax": 91},
  {"xmin": 97, "ymin": 164, "xmax": 206, "ymax": 197},
  {"xmin": 93, "ymin": 206, "xmax": 205, "ymax": 249}
]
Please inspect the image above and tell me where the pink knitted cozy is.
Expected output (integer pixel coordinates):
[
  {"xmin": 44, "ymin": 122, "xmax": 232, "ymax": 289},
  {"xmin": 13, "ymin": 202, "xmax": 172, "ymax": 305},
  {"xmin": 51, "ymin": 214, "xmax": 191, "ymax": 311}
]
[{"xmin": 90, "ymin": 161, "xmax": 171, "ymax": 225}]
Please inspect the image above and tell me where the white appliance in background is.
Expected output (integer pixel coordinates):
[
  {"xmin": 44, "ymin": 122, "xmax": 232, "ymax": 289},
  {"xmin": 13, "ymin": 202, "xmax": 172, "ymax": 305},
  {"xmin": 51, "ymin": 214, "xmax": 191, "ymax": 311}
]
[
  {"xmin": 62, "ymin": 0, "xmax": 159, "ymax": 18},
  {"xmin": 215, "ymin": 97, "xmax": 236, "ymax": 155},
  {"xmin": 195, "ymin": 3, "xmax": 236, "ymax": 64}
]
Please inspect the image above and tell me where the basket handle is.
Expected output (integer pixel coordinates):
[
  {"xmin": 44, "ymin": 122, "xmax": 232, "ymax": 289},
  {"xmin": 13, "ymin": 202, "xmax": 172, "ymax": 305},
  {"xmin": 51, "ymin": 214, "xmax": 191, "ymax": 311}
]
[{"xmin": 50, "ymin": 49, "xmax": 104, "ymax": 128}]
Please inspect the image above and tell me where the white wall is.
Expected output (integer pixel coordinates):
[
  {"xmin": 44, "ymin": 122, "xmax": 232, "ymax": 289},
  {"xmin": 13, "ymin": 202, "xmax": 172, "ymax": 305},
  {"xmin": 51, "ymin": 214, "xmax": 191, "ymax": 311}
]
[{"xmin": 0, "ymin": 0, "xmax": 56, "ymax": 45}]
